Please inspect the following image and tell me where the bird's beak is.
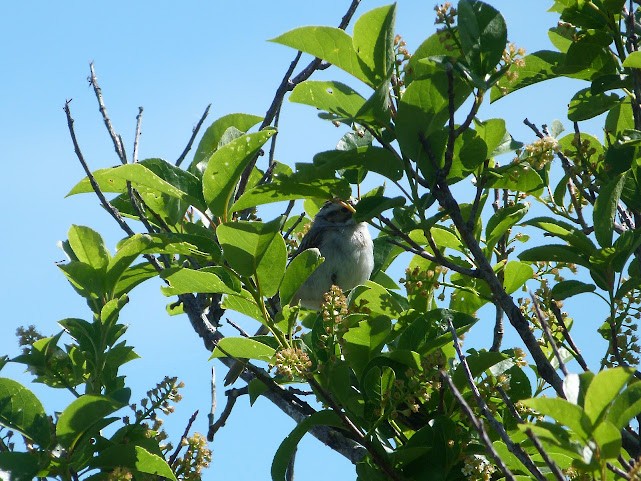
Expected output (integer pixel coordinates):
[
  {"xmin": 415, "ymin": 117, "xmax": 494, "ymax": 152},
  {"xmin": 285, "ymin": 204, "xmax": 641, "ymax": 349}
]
[{"xmin": 337, "ymin": 199, "xmax": 356, "ymax": 213}]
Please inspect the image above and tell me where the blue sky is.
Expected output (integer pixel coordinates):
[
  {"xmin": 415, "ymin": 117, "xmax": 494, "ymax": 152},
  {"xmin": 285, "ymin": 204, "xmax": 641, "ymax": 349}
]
[{"xmin": 0, "ymin": 2, "xmax": 601, "ymax": 480}]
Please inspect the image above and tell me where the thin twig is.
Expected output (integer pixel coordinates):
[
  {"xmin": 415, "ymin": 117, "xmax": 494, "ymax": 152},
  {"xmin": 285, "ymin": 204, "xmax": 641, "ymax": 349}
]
[
  {"xmin": 235, "ymin": 0, "xmax": 362, "ymax": 199},
  {"xmin": 530, "ymin": 293, "xmax": 569, "ymax": 377},
  {"xmin": 208, "ymin": 387, "xmax": 246, "ymax": 440},
  {"xmin": 441, "ymin": 373, "xmax": 519, "ymax": 481},
  {"xmin": 446, "ymin": 319, "xmax": 547, "ymax": 481},
  {"xmin": 64, "ymin": 100, "xmax": 136, "ymax": 238},
  {"xmin": 208, "ymin": 366, "xmax": 216, "ymax": 437},
  {"xmin": 550, "ymin": 301, "xmax": 589, "ymax": 372},
  {"xmin": 607, "ymin": 462, "xmax": 631, "ymax": 479},
  {"xmin": 176, "ymin": 103, "xmax": 211, "ymax": 167},
  {"xmin": 226, "ymin": 318, "xmax": 250, "ymax": 337},
  {"xmin": 524, "ymin": 428, "xmax": 566, "ymax": 481},
  {"xmin": 88, "ymin": 63, "xmax": 126, "ymax": 164},
  {"xmin": 169, "ymin": 410, "xmax": 199, "ymax": 466},
  {"xmin": 133, "ymin": 107, "xmax": 143, "ymax": 164}
]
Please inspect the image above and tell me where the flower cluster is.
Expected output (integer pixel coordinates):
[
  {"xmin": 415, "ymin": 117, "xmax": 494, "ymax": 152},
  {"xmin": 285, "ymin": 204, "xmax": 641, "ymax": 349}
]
[
  {"xmin": 124, "ymin": 376, "xmax": 185, "ymax": 453},
  {"xmin": 434, "ymin": 2, "xmax": 457, "ymax": 25},
  {"xmin": 173, "ymin": 432, "xmax": 212, "ymax": 481},
  {"xmin": 523, "ymin": 136, "xmax": 559, "ymax": 170},
  {"xmin": 400, "ymin": 265, "xmax": 445, "ymax": 299},
  {"xmin": 321, "ymin": 285, "xmax": 349, "ymax": 328},
  {"xmin": 15, "ymin": 325, "xmax": 44, "ymax": 355},
  {"xmin": 106, "ymin": 467, "xmax": 133, "ymax": 481},
  {"xmin": 502, "ymin": 43, "xmax": 526, "ymax": 82},
  {"xmin": 461, "ymin": 454, "xmax": 496, "ymax": 481},
  {"xmin": 274, "ymin": 347, "xmax": 312, "ymax": 380}
]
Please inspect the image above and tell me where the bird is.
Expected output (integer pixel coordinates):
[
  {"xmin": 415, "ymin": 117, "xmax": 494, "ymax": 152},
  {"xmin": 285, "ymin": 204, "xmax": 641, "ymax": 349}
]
[
  {"xmin": 223, "ymin": 199, "xmax": 374, "ymax": 385},
  {"xmin": 290, "ymin": 199, "xmax": 374, "ymax": 309}
]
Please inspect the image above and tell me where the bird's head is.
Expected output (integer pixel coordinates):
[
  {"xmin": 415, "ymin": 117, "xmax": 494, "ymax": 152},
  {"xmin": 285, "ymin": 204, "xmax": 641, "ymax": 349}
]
[{"xmin": 314, "ymin": 199, "xmax": 357, "ymax": 226}]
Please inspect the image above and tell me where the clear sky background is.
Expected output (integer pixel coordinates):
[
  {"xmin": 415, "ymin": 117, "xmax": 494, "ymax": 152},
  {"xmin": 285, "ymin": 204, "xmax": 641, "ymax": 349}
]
[{"xmin": 0, "ymin": 2, "xmax": 606, "ymax": 480}]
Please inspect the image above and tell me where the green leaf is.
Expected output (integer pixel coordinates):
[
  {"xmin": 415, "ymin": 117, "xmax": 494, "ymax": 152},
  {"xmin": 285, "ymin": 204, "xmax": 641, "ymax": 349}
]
[
  {"xmin": 0, "ymin": 378, "xmax": 50, "ymax": 447},
  {"xmin": 485, "ymin": 202, "xmax": 528, "ymax": 251},
  {"xmin": 210, "ymin": 337, "xmax": 275, "ymax": 362},
  {"xmin": 593, "ymin": 173, "xmax": 626, "ymax": 247},
  {"xmin": 231, "ymin": 171, "xmax": 351, "ymax": 212},
  {"xmin": 192, "ymin": 113, "xmax": 263, "ymax": 168},
  {"xmin": 0, "ymin": 452, "xmax": 43, "ymax": 481},
  {"xmin": 56, "ymin": 395, "xmax": 123, "ymax": 449},
  {"xmin": 491, "ymin": 50, "xmax": 564, "ymax": 101},
  {"xmin": 584, "ymin": 367, "xmax": 633, "ymax": 425},
  {"xmin": 270, "ymin": 26, "xmax": 373, "ymax": 86},
  {"xmin": 485, "ymin": 161, "xmax": 544, "ymax": 193},
  {"xmin": 521, "ymin": 397, "xmax": 591, "ymax": 440},
  {"xmin": 551, "ymin": 280, "xmax": 596, "ymax": 300},
  {"xmin": 271, "ymin": 410, "xmax": 343, "ymax": 481},
  {"xmin": 363, "ymin": 366, "xmax": 395, "ymax": 420},
  {"xmin": 217, "ymin": 219, "xmax": 287, "ymax": 297},
  {"xmin": 352, "ymin": 4, "xmax": 396, "ymax": 83},
  {"xmin": 68, "ymin": 160, "xmax": 206, "ymax": 212},
  {"xmin": 591, "ymin": 420, "xmax": 621, "ymax": 460},
  {"xmin": 452, "ymin": 351, "xmax": 510, "ymax": 390},
  {"xmin": 280, "ymin": 249, "xmax": 324, "ymax": 306},
  {"xmin": 607, "ymin": 382, "xmax": 641, "ymax": 429},
  {"xmin": 221, "ymin": 292, "xmax": 265, "ymax": 323},
  {"xmin": 313, "ymin": 147, "xmax": 404, "ymax": 181},
  {"xmin": 289, "ymin": 80, "xmax": 366, "ymax": 122},
  {"xmin": 502, "ymin": 261, "xmax": 534, "ymax": 294},
  {"xmin": 160, "ymin": 267, "xmax": 240, "ymax": 296},
  {"xmin": 68, "ymin": 225, "xmax": 110, "ymax": 270},
  {"xmin": 396, "ymin": 73, "xmax": 471, "ymax": 164},
  {"xmin": 92, "ymin": 445, "xmax": 177, "ymax": 480},
  {"xmin": 343, "ymin": 317, "xmax": 392, "ymax": 377},
  {"xmin": 568, "ymin": 88, "xmax": 620, "ymax": 121},
  {"xmin": 353, "ymin": 196, "xmax": 406, "ymax": 222},
  {"xmin": 522, "ymin": 216, "xmax": 596, "ymax": 255},
  {"xmin": 518, "ymin": 244, "xmax": 590, "ymax": 269},
  {"xmin": 623, "ymin": 51, "xmax": 641, "ymax": 68},
  {"xmin": 458, "ymin": 0, "xmax": 507, "ymax": 76},
  {"xmin": 202, "ymin": 129, "xmax": 276, "ymax": 219},
  {"xmin": 396, "ymin": 309, "xmax": 478, "ymax": 355},
  {"xmin": 606, "ymin": 100, "xmax": 634, "ymax": 137},
  {"xmin": 349, "ymin": 281, "xmax": 403, "ymax": 318},
  {"xmin": 474, "ymin": 118, "xmax": 508, "ymax": 155}
]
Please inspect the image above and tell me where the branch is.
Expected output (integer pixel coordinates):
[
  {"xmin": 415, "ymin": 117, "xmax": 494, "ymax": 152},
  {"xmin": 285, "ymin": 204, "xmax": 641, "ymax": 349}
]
[
  {"xmin": 431, "ymin": 178, "xmax": 565, "ymax": 396},
  {"xmin": 64, "ymin": 100, "xmax": 136, "ymax": 239},
  {"xmin": 208, "ymin": 387, "xmax": 246, "ymax": 440},
  {"xmin": 169, "ymin": 410, "xmax": 199, "ymax": 466},
  {"xmin": 133, "ymin": 107, "xmax": 143, "ymax": 164},
  {"xmin": 550, "ymin": 301, "xmax": 589, "ymax": 372},
  {"xmin": 530, "ymin": 293, "xmax": 569, "ymax": 377},
  {"xmin": 176, "ymin": 103, "xmax": 211, "ymax": 167},
  {"xmin": 441, "ymin": 373, "xmax": 519, "ymax": 481},
  {"xmin": 88, "ymin": 63, "xmax": 126, "ymax": 164},
  {"xmin": 446, "ymin": 319, "xmax": 547, "ymax": 481},
  {"xmin": 235, "ymin": 0, "xmax": 362, "ymax": 199}
]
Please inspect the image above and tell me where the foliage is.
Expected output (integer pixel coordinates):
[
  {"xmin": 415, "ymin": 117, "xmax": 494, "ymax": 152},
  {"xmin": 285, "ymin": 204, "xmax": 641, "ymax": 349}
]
[{"xmin": 5, "ymin": 0, "xmax": 641, "ymax": 480}]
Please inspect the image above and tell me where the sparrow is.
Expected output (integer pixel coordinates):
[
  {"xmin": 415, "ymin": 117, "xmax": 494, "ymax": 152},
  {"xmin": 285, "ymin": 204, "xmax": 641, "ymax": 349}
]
[
  {"xmin": 290, "ymin": 199, "xmax": 374, "ymax": 309},
  {"xmin": 223, "ymin": 199, "xmax": 374, "ymax": 385}
]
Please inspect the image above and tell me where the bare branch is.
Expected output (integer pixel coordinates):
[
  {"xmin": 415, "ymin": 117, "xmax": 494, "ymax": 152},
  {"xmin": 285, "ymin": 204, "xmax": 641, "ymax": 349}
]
[
  {"xmin": 176, "ymin": 103, "xmax": 211, "ymax": 167},
  {"xmin": 133, "ymin": 107, "xmax": 143, "ymax": 164},
  {"xmin": 208, "ymin": 387, "xmax": 245, "ymax": 440},
  {"xmin": 169, "ymin": 410, "xmax": 199, "ymax": 466},
  {"xmin": 88, "ymin": 63, "xmax": 126, "ymax": 164}
]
